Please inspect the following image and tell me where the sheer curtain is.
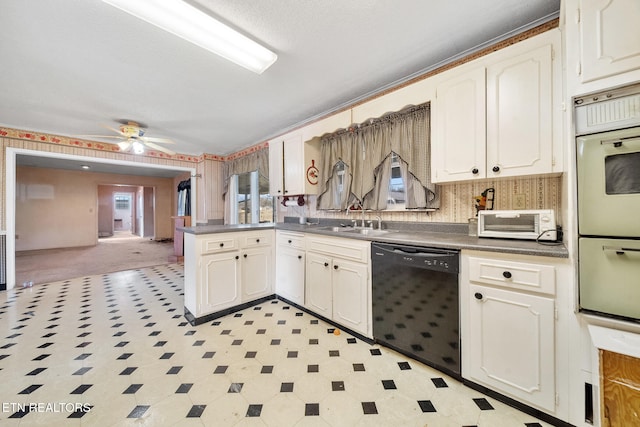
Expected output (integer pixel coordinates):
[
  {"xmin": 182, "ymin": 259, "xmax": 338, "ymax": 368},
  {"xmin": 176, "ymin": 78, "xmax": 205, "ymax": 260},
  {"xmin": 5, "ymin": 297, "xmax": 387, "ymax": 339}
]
[{"xmin": 318, "ymin": 103, "xmax": 438, "ymax": 210}]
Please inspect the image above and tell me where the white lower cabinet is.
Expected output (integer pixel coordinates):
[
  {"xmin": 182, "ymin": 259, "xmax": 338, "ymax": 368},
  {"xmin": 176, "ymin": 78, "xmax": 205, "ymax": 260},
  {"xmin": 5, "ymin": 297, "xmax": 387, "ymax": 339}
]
[
  {"xmin": 331, "ymin": 258, "xmax": 369, "ymax": 335},
  {"xmin": 305, "ymin": 235, "xmax": 371, "ymax": 337},
  {"xmin": 467, "ymin": 284, "xmax": 555, "ymax": 411},
  {"xmin": 200, "ymin": 251, "xmax": 241, "ymax": 314},
  {"xmin": 184, "ymin": 230, "xmax": 274, "ymax": 320},
  {"xmin": 241, "ymin": 246, "xmax": 272, "ymax": 302},
  {"xmin": 462, "ymin": 251, "xmax": 559, "ymax": 414},
  {"xmin": 305, "ymin": 252, "xmax": 333, "ymax": 318},
  {"xmin": 275, "ymin": 231, "xmax": 306, "ymax": 305}
]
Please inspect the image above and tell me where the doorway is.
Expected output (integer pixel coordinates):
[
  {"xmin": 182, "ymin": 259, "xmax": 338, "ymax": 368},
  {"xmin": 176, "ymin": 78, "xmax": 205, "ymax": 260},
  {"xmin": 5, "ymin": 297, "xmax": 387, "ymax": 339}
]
[
  {"xmin": 5, "ymin": 148, "xmax": 196, "ymax": 290},
  {"xmin": 114, "ymin": 192, "xmax": 134, "ymax": 234}
]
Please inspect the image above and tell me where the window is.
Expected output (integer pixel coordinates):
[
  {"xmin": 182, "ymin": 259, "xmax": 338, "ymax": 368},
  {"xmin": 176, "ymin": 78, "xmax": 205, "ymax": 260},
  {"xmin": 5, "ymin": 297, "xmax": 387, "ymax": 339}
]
[
  {"xmin": 387, "ymin": 153, "xmax": 406, "ymax": 210},
  {"xmin": 114, "ymin": 196, "xmax": 130, "ymax": 210},
  {"xmin": 230, "ymin": 171, "xmax": 274, "ymax": 224}
]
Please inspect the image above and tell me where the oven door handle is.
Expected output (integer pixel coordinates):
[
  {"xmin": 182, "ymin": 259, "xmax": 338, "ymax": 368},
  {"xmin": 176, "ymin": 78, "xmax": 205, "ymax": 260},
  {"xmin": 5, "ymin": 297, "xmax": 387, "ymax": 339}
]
[
  {"xmin": 602, "ymin": 245, "xmax": 640, "ymax": 254},
  {"xmin": 601, "ymin": 135, "xmax": 640, "ymax": 147}
]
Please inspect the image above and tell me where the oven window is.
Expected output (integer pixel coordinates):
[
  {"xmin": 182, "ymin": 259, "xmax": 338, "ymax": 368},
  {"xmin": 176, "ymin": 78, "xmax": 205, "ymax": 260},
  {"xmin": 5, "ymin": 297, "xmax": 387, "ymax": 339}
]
[
  {"xmin": 483, "ymin": 214, "xmax": 536, "ymax": 232},
  {"xmin": 605, "ymin": 152, "xmax": 640, "ymax": 195}
]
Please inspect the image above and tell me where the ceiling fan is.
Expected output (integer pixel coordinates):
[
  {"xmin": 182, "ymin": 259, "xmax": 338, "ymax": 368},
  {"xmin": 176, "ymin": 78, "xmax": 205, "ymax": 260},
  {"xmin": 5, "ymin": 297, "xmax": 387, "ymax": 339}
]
[{"xmin": 75, "ymin": 120, "xmax": 176, "ymax": 155}]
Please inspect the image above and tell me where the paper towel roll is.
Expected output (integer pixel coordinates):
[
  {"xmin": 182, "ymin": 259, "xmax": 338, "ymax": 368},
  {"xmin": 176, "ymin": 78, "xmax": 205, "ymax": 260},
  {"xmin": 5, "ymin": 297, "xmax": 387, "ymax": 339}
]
[{"xmin": 284, "ymin": 200, "xmax": 298, "ymax": 207}]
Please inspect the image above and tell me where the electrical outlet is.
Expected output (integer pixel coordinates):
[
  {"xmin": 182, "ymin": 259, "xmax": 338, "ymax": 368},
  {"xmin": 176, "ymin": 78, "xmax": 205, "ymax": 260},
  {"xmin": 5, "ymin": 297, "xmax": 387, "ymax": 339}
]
[{"xmin": 514, "ymin": 194, "xmax": 526, "ymax": 210}]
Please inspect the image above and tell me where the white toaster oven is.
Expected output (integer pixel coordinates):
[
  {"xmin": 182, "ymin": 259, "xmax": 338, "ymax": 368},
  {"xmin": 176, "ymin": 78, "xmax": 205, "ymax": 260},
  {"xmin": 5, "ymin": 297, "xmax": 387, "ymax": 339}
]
[{"xmin": 478, "ymin": 209, "xmax": 557, "ymax": 241}]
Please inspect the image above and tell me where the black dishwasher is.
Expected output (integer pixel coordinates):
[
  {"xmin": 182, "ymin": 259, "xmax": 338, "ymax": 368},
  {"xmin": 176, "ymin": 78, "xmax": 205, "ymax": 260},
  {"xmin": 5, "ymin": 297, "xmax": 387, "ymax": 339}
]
[{"xmin": 372, "ymin": 242, "xmax": 460, "ymax": 377}]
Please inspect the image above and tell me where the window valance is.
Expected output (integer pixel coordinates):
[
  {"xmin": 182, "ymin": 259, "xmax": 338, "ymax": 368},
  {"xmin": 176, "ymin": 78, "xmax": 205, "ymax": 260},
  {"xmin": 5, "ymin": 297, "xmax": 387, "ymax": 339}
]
[
  {"xmin": 317, "ymin": 103, "xmax": 438, "ymax": 210},
  {"xmin": 222, "ymin": 147, "xmax": 269, "ymax": 196}
]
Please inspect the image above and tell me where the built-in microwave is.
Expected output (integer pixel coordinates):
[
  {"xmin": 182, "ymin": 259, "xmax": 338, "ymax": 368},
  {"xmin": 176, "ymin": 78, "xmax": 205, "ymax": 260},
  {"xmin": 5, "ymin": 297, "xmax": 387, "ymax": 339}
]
[{"xmin": 478, "ymin": 209, "xmax": 557, "ymax": 241}]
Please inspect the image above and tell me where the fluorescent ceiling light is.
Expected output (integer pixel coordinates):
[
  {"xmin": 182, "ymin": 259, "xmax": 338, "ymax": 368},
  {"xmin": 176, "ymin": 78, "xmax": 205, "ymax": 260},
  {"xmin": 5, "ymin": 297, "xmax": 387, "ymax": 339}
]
[{"xmin": 101, "ymin": 0, "xmax": 277, "ymax": 74}]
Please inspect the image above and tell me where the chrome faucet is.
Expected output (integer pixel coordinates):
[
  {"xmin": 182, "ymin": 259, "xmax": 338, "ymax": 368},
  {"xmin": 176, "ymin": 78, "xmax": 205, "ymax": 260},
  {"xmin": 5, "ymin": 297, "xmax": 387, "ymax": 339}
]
[
  {"xmin": 374, "ymin": 215, "xmax": 382, "ymax": 230},
  {"xmin": 361, "ymin": 207, "xmax": 366, "ymax": 228}
]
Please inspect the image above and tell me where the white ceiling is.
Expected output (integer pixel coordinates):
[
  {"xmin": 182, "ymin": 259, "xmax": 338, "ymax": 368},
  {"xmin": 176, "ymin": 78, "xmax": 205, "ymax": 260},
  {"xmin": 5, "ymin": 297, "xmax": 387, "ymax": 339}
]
[{"xmin": 0, "ymin": 0, "xmax": 560, "ymax": 157}]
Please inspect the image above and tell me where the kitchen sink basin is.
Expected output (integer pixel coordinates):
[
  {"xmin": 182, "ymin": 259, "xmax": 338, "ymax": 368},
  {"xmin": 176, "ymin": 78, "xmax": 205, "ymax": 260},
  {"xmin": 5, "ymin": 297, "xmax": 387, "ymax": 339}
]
[{"xmin": 317, "ymin": 226, "xmax": 394, "ymax": 236}]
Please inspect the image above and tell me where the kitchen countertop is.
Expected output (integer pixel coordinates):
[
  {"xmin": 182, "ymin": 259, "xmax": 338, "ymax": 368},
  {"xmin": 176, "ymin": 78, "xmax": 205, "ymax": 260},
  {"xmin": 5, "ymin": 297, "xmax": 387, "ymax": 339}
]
[{"xmin": 180, "ymin": 221, "xmax": 568, "ymax": 258}]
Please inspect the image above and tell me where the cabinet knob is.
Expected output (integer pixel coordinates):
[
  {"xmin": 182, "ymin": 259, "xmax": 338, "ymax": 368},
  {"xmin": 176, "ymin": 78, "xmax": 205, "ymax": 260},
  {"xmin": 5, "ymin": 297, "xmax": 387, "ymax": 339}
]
[
  {"xmin": 277, "ymin": 190, "xmax": 282, "ymax": 193},
  {"xmin": 298, "ymin": 255, "xmax": 302, "ymax": 260},
  {"xmin": 333, "ymin": 265, "xmax": 339, "ymax": 270},
  {"xmin": 502, "ymin": 271, "xmax": 512, "ymax": 279},
  {"xmin": 288, "ymin": 239, "xmax": 292, "ymax": 244},
  {"xmin": 235, "ymin": 255, "xmax": 239, "ymax": 260},
  {"xmin": 474, "ymin": 292, "xmax": 483, "ymax": 300},
  {"xmin": 492, "ymin": 165, "xmax": 500, "ymax": 173},
  {"xmin": 244, "ymin": 254, "xmax": 248, "ymax": 258},
  {"xmin": 284, "ymin": 190, "xmax": 288, "ymax": 194},
  {"xmin": 256, "ymin": 238, "xmax": 260, "ymax": 243},
  {"xmin": 219, "ymin": 243, "xmax": 224, "ymax": 247},
  {"xmin": 324, "ymin": 262, "xmax": 329, "ymax": 267},
  {"xmin": 472, "ymin": 167, "xmax": 479, "ymax": 175}
]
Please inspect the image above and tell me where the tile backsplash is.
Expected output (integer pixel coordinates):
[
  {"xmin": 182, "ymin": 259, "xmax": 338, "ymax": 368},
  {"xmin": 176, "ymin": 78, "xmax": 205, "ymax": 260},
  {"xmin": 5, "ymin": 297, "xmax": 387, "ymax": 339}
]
[{"xmin": 277, "ymin": 175, "xmax": 562, "ymax": 224}]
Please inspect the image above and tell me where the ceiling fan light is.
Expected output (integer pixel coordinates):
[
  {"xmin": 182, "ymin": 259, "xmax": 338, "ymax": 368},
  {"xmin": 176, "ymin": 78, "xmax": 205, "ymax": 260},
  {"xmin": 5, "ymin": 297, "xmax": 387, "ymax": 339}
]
[
  {"xmin": 101, "ymin": 0, "xmax": 277, "ymax": 74},
  {"xmin": 117, "ymin": 140, "xmax": 131, "ymax": 151},
  {"xmin": 132, "ymin": 140, "xmax": 145, "ymax": 154}
]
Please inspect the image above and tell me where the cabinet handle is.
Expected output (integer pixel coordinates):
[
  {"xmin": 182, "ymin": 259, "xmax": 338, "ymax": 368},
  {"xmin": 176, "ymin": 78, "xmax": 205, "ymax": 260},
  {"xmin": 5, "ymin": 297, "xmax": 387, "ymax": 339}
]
[
  {"xmin": 492, "ymin": 166, "xmax": 500, "ymax": 173},
  {"xmin": 298, "ymin": 255, "xmax": 302, "ymax": 260},
  {"xmin": 472, "ymin": 167, "xmax": 479, "ymax": 175},
  {"xmin": 288, "ymin": 239, "xmax": 292, "ymax": 244},
  {"xmin": 235, "ymin": 255, "xmax": 239, "ymax": 260},
  {"xmin": 324, "ymin": 262, "xmax": 329, "ymax": 267},
  {"xmin": 244, "ymin": 254, "xmax": 248, "ymax": 258},
  {"xmin": 256, "ymin": 238, "xmax": 260, "ymax": 243},
  {"xmin": 474, "ymin": 292, "xmax": 483, "ymax": 300},
  {"xmin": 219, "ymin": 243, "xmax": 224, "ymax": 247},
  {"xmin": 334, "ymin": 265, "xmax": 339, "ymax": 270},
  {"xmin": 502, "ymin": 271, "xmax": 512, "ymax": 279}
]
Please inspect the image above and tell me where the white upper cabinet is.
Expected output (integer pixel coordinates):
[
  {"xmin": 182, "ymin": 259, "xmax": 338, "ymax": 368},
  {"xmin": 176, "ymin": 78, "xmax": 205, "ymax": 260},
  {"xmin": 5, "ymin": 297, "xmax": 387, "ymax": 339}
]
[
  {"xmin": 486, "ymin": 43, "xmax": 554, "ymax": 179},
  {"xmin": 433, "ymin": 67, "xmax": 487, "ymax": 181},
  {"xmin": 268, "ymin": 131, "xmax": 309, "ymax": 196},
  {"xmin": 268, "ymin": 111, "xmax": 349, "ymax": 196},
  {"xmin": 432, "ymin": 30, "xmax": 561, "ymax": 183},
  {"xmin": 579, "ymin": 0, "xmax": 640, "ymax": 83}
]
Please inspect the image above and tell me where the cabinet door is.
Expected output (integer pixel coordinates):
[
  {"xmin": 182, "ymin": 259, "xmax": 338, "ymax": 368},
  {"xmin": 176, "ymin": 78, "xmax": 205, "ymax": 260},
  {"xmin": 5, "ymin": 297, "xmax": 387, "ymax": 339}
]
[
  {"xmin": 332, "ymin": 258, "xmax": 369, "ymax": 336},
  {"xmin": 241, "ymin": 247, "xmax": 272, "ymax": 302},
  {"xmin": 467, "ymin": 284, "xmax": 555, "ymax": 412},
  {"xmin": 305, "ymin": 252, "xmax": 333, "ymax": 318},
  {"xmin": 275, "ymin": 246, "xmax": 305, "ymax": 305},
  {"xmin": 580, "ymin": 0, "xmax": 640, "ymax": 82},
  {"xmin": 200, "ymin": 252, "xmax": 241, "ymax": 315},
  {"xmin": 283, "ymin": 133, "xmax": 305, "ymax": 195},
  {"xmin": 268, "ymin": 139, "xmax": 284, "ymax": 196},
  {"xmin": 486, "ymin": 43, "xmax": 554, "ymax": 178},
  {"xmin": 433, "ymin": 67, "xmax": 486, "ymax": 183}
]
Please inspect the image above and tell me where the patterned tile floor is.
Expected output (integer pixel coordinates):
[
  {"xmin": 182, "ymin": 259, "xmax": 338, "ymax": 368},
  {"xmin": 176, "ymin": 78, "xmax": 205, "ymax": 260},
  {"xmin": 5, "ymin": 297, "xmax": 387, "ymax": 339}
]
[{"xmin": 0, "ymin": 264, "xmax": 553, "ymax": 426}]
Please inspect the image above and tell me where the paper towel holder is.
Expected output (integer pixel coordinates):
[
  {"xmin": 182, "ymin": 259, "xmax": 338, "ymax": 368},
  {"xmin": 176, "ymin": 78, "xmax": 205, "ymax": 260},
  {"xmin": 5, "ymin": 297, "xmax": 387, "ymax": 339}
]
[{"xmin": 281, "ymin": 195, "xmax": 306, "ymax": 207}]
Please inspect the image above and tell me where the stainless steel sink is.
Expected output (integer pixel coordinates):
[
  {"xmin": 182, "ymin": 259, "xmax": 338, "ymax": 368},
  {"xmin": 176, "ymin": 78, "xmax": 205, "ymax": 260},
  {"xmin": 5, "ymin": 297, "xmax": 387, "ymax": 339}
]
[{"xmin": 317, "ymin": 226, "xmax": 393, "ymax": 236}]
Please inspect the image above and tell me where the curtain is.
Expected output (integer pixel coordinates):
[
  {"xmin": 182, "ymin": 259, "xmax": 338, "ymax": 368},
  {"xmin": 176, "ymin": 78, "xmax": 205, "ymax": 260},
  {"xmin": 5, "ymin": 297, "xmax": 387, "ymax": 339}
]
[
  {"xmin": 317, "ymin": 131, "xmax": 355, "ymax": 210},
  {"xmin": 177, "ymin": 179, "xmax": 191, "ymax": 216},
  {"xmin": 222, "ymin": 147, "xmax": 269, "ymax": 196},
  {"xmin": 318, "ymin": 103, "xmax": 438, "ymax": 210}
]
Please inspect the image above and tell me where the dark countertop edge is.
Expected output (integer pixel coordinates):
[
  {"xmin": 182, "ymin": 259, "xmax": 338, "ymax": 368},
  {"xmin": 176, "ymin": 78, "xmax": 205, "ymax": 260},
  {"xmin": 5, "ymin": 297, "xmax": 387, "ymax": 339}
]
[
  {"xmin": 178, "ymin": 222, "xmax": 568, "ymax": 259},
  {"xmin": 179, "ymin": 223, "xmax": 274, "ymax": 234}
]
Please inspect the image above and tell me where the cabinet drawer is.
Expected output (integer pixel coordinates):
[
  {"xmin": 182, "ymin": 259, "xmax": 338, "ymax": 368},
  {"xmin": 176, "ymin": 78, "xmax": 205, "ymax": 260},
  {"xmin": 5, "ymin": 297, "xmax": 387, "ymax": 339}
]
[
  {"xmin": 241, "ymin": 231, "xmax": 273, "ymax": 248},
  {"xmin": 306, "ymin": 235, "xmax": 369, "ymax": 263},
  {"xmin": 468, "ymin": 256, "xmax": 555, "ymax": 295},
  {"xmin": 200, "ymin": 235, "xmax": 237, "ymax": 254},
  {"xmin": 277, "ymin": 231, "xmax": 305, "ymax": 250}
]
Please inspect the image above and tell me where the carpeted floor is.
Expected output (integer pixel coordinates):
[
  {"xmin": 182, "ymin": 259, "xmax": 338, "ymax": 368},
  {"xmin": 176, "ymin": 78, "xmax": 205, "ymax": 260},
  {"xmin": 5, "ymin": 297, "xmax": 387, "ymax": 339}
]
[{"xmin": 15, "ymin": 232, "xmax": 174, "ymax": 286}]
